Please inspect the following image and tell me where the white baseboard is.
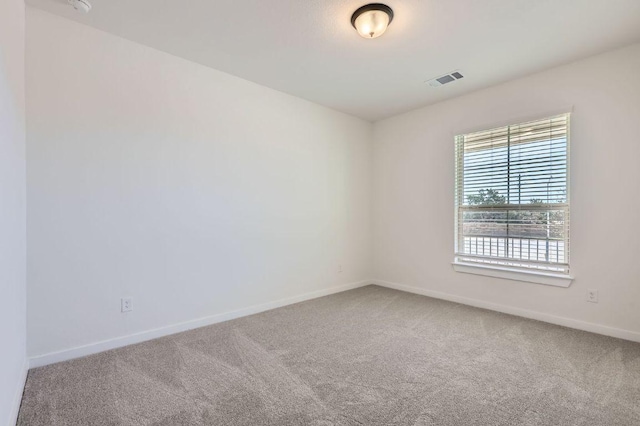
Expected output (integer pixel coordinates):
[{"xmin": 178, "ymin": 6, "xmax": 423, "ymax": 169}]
[
  {"xmin": 29, "ymin": 280, "xmax": 372, "ymax": 369},
  {"xmin": 9, "ymin": 359, "xmax": 29, "ymax": 426},
  {"xmin": 373, "ymin": 279, "xmax": 640, "ymax": 343}
]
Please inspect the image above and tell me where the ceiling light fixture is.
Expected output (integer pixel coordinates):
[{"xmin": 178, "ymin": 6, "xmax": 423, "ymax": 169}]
[
  {"xmin": 68, "ymin": 0, "xmax": 92, "ymax": 13},
  {"xmin": 351, "ymin": 4, "xmax": 394, "ymax": 39}
]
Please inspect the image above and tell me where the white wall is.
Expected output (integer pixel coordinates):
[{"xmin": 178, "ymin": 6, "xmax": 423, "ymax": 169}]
[
  {"xmin": 26, "ymin": 8, "xmax": 372, "ymax": 359},
  {"xmin": 373, "ymin": 43, "xmax": 640, "ymax": 338},
  {"xmin": 0, "ymin": 0, "xmax": 27, "ymax": 424},
  {"xmin": 24, "ymin": 4, "xmax": 640, "ymax": 369}
]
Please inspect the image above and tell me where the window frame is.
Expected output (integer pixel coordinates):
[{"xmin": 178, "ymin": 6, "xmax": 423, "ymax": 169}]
[{"xmin": 453, "ymin": 114, "xmax": 573, "ymax": 287}]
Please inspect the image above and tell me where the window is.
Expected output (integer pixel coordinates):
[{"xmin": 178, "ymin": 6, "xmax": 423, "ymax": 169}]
[{"xmin": 454, "ymin": 114, "xmax": 570, "ymax": 282}]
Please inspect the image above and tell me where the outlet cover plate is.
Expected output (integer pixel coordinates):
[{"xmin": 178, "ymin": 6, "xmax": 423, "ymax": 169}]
[{"xmin": 121, "ymin": 298, "xmax": 133, "ymax": 312}]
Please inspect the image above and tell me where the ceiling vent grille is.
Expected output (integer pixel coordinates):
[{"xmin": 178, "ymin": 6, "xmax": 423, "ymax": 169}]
[{"xmin": 426, "ymin": 70, "xmax": 464, "ymax": 87}]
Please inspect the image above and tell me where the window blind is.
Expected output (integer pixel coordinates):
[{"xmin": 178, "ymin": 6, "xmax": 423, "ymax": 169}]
[{"xmin": 455, "ymin": 114, "xmax": 570, "ymax": 273}]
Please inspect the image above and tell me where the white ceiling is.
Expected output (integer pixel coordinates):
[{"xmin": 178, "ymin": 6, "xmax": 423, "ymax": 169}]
[{"xmin": 26, "ymin": 0, "xmax": 640, "ymax": 121}]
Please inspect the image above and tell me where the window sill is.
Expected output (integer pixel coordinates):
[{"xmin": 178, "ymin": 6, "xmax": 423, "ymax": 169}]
[{"xmin": 452, "ymin": 261, "xmax": 574, "ymax": 288}]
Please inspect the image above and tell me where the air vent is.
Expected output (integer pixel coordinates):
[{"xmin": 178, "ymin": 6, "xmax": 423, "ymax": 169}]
[{"xmin": 426, "ymin": 70, "xmax": 464, "ymax": 87}]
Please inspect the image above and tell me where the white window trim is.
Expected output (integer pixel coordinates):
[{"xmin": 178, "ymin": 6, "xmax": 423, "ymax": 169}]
[
  {"xmin": 452, "ymin": 260, "xmax": 573, "ymax": 287},
  {"xmin": 453, "ymin": 112, "xmax": 572, "ymax": 286}
]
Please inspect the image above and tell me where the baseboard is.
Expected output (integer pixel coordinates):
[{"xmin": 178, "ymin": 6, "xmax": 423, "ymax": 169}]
[
  {"xmin": 9, "ymin": 359, "xmax": 29, "ymax": 426},
  {"xmin": 29, "ymin": 280, "xmax": 372, "ymax": 368},
  {"xmin": 373, "ymin": 279, "xmax": 640, "ymax": 343}
]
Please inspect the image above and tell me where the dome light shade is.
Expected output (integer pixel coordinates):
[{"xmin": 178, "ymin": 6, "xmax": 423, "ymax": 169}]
[
  {"xmin": 68, "ymin": 0, "xmax": 91, "ymax": 13},
  {"xmin": 351, "ymin": 4, "xmax": 394, "ymax": 39}
]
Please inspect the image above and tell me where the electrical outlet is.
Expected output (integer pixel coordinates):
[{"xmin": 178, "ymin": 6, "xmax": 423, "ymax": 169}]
[
  {"xmin": 121, "ymin": 298, "xmax": 133, "ymax": 312},
  {"xmin": 587, "ymin": 289, "xmax": 598, "ymax": 303},
  {"xmin": 338, "ymin": 264, "xmax": 343, "ymax": 273}
]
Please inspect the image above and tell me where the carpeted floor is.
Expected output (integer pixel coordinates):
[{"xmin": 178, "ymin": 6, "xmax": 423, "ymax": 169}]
[{"xmin": 17, "ymin": 285, "xmax": 640, "ymax": 425}]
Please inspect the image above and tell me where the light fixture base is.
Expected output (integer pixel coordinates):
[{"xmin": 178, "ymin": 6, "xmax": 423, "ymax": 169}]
[
  {"xmin": 351, "ymin": 4, "xmax": 394, "ymax": 39},
  {"xmin": 351, "ymin": 3, "xmax": 394, "ymax": 28}
]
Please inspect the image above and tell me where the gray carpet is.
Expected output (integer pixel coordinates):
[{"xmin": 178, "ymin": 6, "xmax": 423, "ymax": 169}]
[{"xmin": 17, "ymin": 285, "xmax": 640, "ymax": 425}]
